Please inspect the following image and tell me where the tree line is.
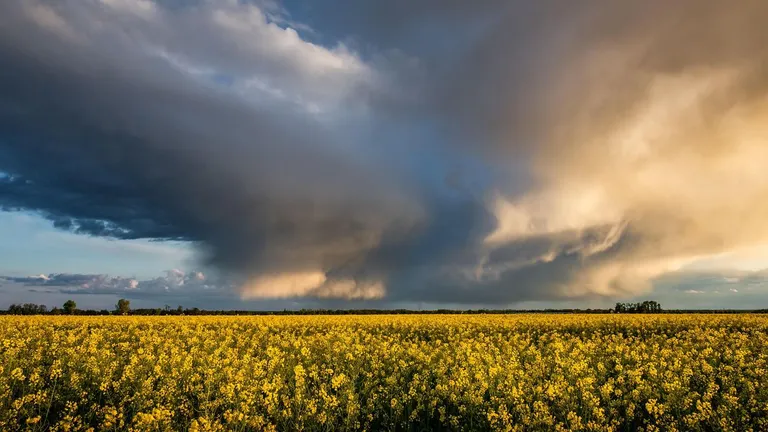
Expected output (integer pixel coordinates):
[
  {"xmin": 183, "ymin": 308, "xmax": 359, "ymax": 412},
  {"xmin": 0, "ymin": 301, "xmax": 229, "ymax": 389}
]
[
  {"xmin": 2, "ymin": 302, "xmax": 620, "ymax": 315},
  {"xmin": 3, "ymin": 299, "xmax": 767, "ymax": 315},
  {"xmin": 613, "ymin": 301, "xmax": 662, "ymax": 313},
  {"xmin": 5, "ymin": 299, "xmax": 132, "ymax": 316}
]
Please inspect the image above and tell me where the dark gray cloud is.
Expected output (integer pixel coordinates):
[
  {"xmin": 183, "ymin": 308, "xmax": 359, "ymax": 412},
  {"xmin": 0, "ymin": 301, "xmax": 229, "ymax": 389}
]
[
  {"xmin": 316, "ymin": 0, "xmax": 768, "ymax": 154},
  {"xmin": 0, "ymin": 0, "xmax": 485, "ymax": 302},
  {"xmin": 2, "ymin": 0, "xmax": 768, "ymax": 305},
  {"xmin": 0, "ymin": 3, "xmax": 420, "ymax": 263},
  {"xmin": 4, "ymin": 273, "xmax": 104, "ymax": 287},
  {"xmin": 1, "ymin": 269, "xmax": 227, "ymax": 296}
]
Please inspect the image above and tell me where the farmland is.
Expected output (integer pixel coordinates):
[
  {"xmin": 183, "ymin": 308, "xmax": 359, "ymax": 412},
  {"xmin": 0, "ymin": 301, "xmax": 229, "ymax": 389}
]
[{"xmin": 1, "ymin": 315, "xmax": 767, "ymax": 431}]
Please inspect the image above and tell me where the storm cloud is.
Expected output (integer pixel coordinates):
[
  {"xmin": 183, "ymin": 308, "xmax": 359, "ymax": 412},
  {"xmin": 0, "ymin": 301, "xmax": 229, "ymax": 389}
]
[{"xmin": 1, "ymin": 0, "xmax": 768, "ymax": 305}]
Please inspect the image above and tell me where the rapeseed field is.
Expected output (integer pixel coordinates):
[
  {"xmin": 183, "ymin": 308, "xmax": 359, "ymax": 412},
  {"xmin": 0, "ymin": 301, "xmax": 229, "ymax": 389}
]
[{"xmin": 1, "ymin": 315, "xmax": 766, "ymax": 431}]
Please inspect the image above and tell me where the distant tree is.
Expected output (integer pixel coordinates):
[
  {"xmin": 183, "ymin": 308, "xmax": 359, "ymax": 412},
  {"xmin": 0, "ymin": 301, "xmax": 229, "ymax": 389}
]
[
  {"xmin": 6, "ymin": 303, "xmax": 48, "ymax": 315},
  {"xmin": 177, "ymin": 305, "xmax": 183, "ymax": 315},
  {"xmin": 614, "ymin": 301, "xmax": 662, "ymax": 314},
  {"xmin": 63, "ymin": 300, "xmax": 77, "ymax": 315},
  {"xmin": 116, "ymin": 299, "xmax": 131, "ymax": 315}
]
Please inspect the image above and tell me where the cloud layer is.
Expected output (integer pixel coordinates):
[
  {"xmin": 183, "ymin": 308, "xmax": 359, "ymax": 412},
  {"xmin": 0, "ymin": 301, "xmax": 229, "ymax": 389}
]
[
  {"xmin": 2, "ymin": 0, "xmax": 768, "ymax": 305},
  {"xmin": 4, "ymin": 269, "xmax": 212, "ymax": 294}
]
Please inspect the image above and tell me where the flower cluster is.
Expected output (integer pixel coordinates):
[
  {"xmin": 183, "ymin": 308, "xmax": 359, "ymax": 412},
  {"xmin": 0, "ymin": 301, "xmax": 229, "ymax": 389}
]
[{"xmin": 1, "ymin": 314, "xmax": 766, "ymax": 431}]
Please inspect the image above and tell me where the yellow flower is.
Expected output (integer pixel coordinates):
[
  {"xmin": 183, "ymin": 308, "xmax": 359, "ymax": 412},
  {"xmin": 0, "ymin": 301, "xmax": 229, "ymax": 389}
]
[{"xmin": 11, "ymin": 367, "xmax": 24, "ymax": 381}]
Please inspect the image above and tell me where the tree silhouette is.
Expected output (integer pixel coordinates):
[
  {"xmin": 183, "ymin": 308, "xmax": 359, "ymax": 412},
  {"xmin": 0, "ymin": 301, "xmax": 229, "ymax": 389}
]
[
  {"xmin": 614, "ymin": 301, "xmax": 661, "ymax": 313},
  {"xmin": 116, "ymin": 299, "xmax": 131, "ymax": 315},
  {"xmin": 63, "ymin": 300, "xmax": 77, "ymax": 315},
  {"xmin": 6, "ymin": 303, "xmax": 48, "ymax": 315}
]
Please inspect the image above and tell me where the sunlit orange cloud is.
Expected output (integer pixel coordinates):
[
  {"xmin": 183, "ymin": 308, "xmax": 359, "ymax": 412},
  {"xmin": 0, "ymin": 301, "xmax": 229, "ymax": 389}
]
[
  {"xmin": 485, "ymin": 61, "xmax": 768, "ymax": 297},
  {"xmin": 240, "ymin": 270, "xmax": 385, "ymax": 300}
]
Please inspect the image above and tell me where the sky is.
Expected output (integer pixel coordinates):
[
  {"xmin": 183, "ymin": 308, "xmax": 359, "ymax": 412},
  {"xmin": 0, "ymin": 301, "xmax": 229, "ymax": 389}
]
[{"xmin": 1, "ymin": 0, "xmax": 768, "ymax": 310}]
